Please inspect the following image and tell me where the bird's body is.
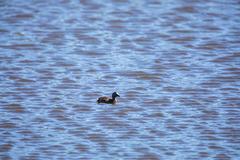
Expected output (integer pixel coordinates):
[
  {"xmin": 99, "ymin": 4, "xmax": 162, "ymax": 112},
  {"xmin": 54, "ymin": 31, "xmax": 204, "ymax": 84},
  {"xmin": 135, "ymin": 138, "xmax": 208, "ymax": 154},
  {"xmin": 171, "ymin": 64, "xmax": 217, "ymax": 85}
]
[{"xmin": 97, "ymin": 92, "xmax": 120, "ymax": 104}]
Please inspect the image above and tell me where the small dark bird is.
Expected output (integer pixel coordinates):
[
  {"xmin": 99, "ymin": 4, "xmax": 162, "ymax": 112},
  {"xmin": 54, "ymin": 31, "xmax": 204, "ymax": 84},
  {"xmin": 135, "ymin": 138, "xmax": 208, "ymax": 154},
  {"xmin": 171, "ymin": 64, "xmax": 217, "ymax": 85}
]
[{"xmin": 97, "ymin": 92, "xmax": 120, "ymax": 104}]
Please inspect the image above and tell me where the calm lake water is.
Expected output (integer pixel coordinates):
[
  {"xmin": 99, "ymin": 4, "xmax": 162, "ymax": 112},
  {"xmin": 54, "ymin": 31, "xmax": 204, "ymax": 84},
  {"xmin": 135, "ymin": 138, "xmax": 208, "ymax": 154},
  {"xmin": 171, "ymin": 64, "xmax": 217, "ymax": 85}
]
[{"xmin": 0, "ymin": 0, "xmax": 240, "ymax": 159}]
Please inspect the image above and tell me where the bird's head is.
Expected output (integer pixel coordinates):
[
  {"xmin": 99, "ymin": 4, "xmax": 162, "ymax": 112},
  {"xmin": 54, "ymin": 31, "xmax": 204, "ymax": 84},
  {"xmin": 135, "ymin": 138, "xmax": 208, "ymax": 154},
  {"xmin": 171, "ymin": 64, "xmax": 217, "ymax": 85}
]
[{"xmin": 112, "ymin": 92, "xmax": 120, "ymax": 98}]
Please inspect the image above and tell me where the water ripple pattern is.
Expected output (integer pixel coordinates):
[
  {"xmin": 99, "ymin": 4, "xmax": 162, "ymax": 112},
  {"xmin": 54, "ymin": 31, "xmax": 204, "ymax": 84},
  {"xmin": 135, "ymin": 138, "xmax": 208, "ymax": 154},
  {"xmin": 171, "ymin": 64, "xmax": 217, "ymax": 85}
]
[{"xmin": 0, "ymin": 0, "xmax": 240, "ymax": 159}]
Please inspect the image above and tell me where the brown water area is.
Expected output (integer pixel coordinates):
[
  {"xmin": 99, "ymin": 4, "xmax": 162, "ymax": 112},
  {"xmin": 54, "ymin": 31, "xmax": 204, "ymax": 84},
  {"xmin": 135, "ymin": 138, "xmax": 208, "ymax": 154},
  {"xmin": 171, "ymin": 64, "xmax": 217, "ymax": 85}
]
[{"xmin": 0, "ymin": 0, "xmax": 240, "ymax": 159}]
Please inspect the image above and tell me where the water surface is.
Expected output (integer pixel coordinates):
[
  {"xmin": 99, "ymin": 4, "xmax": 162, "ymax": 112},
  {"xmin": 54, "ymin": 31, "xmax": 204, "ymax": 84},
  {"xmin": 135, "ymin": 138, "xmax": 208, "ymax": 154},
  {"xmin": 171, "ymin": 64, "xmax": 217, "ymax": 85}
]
[{"xmin": 0, "ymin": 0, "xmax": 240, "ymax": 159}]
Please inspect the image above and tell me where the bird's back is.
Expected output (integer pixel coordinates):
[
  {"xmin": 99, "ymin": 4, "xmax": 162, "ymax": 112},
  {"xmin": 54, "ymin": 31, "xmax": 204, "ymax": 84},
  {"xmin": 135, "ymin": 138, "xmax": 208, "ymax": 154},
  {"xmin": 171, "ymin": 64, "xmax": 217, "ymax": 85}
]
[{"xmin": 97, "ymin": 96, "xmax": 110, "ymax": 103}]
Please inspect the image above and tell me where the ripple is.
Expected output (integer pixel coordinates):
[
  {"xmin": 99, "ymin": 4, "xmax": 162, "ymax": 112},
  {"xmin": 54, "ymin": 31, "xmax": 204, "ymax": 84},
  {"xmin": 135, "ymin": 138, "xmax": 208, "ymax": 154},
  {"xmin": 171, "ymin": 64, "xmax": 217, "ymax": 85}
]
[
  {"xmin": 2, "ymin": 103, "xmax": 26, "ymax": 113},
  {"xmin": 0, "ymin": 121, "xmax": 17, "ymax": 129},
  {"xmin": 0, "ymin": 144, "xmax": 13, "ymax": 152},
  {"xmin": 0, "ymin": 0, "xmax": 239, "ymax": 159}
]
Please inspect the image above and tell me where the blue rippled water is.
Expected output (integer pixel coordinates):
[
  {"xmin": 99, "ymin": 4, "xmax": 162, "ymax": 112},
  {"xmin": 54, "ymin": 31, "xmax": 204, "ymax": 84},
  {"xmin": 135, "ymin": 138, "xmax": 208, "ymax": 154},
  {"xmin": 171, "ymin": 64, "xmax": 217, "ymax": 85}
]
[{"xmin": 0, "ymin": 0, "xmax": 240, "ymax": 159}]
